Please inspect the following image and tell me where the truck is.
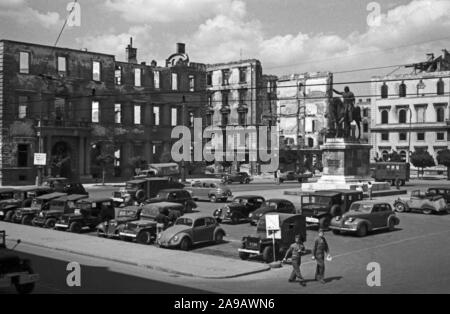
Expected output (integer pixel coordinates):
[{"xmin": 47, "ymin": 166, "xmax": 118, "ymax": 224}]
[{"xmin": 370, "ymin": 162, "xmax": 410, "ymax": 186}]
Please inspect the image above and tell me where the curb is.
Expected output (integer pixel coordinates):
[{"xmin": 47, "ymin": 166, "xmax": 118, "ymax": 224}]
[{"xmin": 9, "ymin": 237, "xmax": 271, "ymax": 280}]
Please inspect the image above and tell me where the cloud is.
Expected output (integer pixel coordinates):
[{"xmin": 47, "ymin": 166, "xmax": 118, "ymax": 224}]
[
  {"xmin": 104, "ymin": 0, "xmax": 245, "ymax": 23},
  {"xmin": 0, "ymin": 0, "xmax": 61, "ymax": 28}
]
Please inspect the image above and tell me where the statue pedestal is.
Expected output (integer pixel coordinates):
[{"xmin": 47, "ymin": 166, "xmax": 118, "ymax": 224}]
[{"xmin": 302, "ymin": 138, "xmax": 377, "ymax": 191}]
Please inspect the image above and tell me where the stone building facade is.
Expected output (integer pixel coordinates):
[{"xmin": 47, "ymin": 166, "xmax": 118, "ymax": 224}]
[{"xmin": 0, "ymin": 39, "xmax": 206, "ymax": 185}]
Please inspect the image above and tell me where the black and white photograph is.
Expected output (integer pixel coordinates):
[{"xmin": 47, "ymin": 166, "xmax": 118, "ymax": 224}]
[{"xmin": 0, "ymin": 0, "xmax": 449, "ymax": 300}]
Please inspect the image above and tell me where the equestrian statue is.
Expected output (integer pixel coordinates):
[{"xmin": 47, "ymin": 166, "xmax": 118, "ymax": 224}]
[{"xmin": 328, "ymin": 86, "xmax": 362, "ymax": 140}]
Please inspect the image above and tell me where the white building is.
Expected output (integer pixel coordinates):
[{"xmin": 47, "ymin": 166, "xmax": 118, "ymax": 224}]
[{"xmin": 371, "ymin": 51, "xmax": 450, "ymax": 171}]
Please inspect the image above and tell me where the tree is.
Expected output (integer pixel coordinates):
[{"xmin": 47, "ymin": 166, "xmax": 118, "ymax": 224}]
[
  {"xmin": 129, "ymin": 156, "xmax": 147, "ymax": 175},
  {"xmin": 410, "ymin": 150, "xmax": 435, "ymax": 178},
  {"xmin": 96, "ymin": 153, "xmax": 114, "ymax": 185},
  {"xmin": 388, "ymin": 151, "xmax": 403, "ymax": 162},
  {"xmin": 437, "ymin": 149, "xmax": 450, "ymax": 180}
]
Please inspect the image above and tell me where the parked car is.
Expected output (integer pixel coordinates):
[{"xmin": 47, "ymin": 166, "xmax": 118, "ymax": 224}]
[
  {"xmin": 222, "ymin": 172, "xmax": 253, "ymax": 184},
  {"xmin": 279, "ymin": 171, "xmax": 312, "ymax": 183},
  {"xmin": 249, "ymin": 199, "xmax": 296, "ymax": 225},
  {"xmin": 393, "ymin": 190, "xmax": 448, "ymax": 215},
  {"xmin": 31, "ymin": 194, "xmax": 88, "ymax": 228},
  {"xmin": 112, "ymin": 177, "xmax": 184, "ymax": 206},
  {"xmin": 213, "ymin": 195, "xmax": 265, "ymax": 224},
  {"xmin": 96, "ymin": 205, "xmax": 143, "ymax": 238},
  {"xmin": 119, "ymin": 202, "xmax": 185, "ymax": 244},
  {"xmin": 0, "ymin": 188, "xmax": 17, "ymax": 203},
  {"xmin": 300, "ymin": 189, "xmax": 363, "ymax": 229},
  {"xmin": 238, "ymin": 214, "xmax": 307, "ymax": 263},
  {"xmin": 426, "ymin": 187, "xmax": 450, "ymax": 204},
  {"xmin": 42, "ymin": 177, "xmax": 88, "ymax": 195},
  {"xmin": 0, "ymin": 231, "xmax": 39, "ymax": 294},
  {"xmin": 330, "ymin": 201, "xmax": 400, "ymax": 237},
  {"xmin": 133, "ymin": 169, "xmax": 157, "ymax": 179},
  {"xmin": 12, "ymin": 192, "xmax": 67, "ymax": 225},
  {"xmin": 55, "ymin": 198, "xmax": 115, "ymax": 233},
  {"xmin": 185, "ymin": 179, "xmax": 232, "ymax": 203},
  {"xmin": 157, "ymin": 213, "xmax": 226, "ymax": 250},
  {"xmin": 0, "ymin": 186, "xmax": 52, "ymax": 222},
  {"xmin": 147, "ymin": 189, "xmax": 197, "ymax": 212}
]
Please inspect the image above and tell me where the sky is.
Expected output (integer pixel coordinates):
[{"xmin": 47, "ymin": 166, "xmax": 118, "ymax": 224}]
[{"xmin": 1, "ymin": 0, "xmax": 450, "ymax": 96}]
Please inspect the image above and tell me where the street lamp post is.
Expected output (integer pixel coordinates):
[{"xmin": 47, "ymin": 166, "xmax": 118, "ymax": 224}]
[{"xmin": 407, "ymin": 107, "xmax": 412, "ymax": 164}]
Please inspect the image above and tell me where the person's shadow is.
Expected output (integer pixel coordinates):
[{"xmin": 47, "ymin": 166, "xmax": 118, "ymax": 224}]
[{"xmin": 301, "ymin": 276, "xmax": 343, "ymax": 285}]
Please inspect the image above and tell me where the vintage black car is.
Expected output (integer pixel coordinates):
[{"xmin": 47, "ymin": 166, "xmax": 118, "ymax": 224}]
[
  {"xmin": 222, "ymin": 172, "xmax": 253, "ymax": 184},
  {"xmin": 279, "ymin": 171, "xmax": 312, "ymax": 183},
  {"xmin": 330, "ymin": 201, "xmax": 400, "ymax": 237},
  {"xmin": 31, "ymin": 194, "xmax": 88, "ymax": 228},
  {"xmin": 112, "ymin": 177, "xmax": 184, "ymax": 206},
  {"xmin": 301, "ymin": 189, "xmax": 363, "ymax": 229},
  {"xmin": 119, "ymin": 202, "xmax": 185, "ymax": 244},
  {"xmin": 12, "ymin": 192, "xmax": 67, "ymax": 225},
  {"xmin": 0, "ymin": 186, "xmax": 53, "ymax": 222},
  {"xmin": 213, "ymin": 195, "xmax": 265, "ymax": 224},
  {"xmin": 0, "ymin": 231, "xmax": 39, "ymax": 294},
  {"xmin": 55, "ymin": 198, "xmax": 115, "ymax": 233},
  {"xmin": 97, "ymin": 205, "xmax": 143, "ymax": 238},
  {"xmin": 0, "ymin": 188, "xmax": 17, "ymax": 219},
  {"xmin": 248, "ymin": 199, "xmax": 296, "ymax": 225},
  {"xmin": 42, "ymin": 177, "xmax": 88, "ymax": 195},
  {"xmin": 146, "ymin": 189, "xmax": 197, "ymax": 213},
  {"xmin": 238, "ymin": 214, "xmax": 307, "ymax": 263},
  {"xmin": 426, "ymin": 187, "xmax": 450, "ymax": 204}
]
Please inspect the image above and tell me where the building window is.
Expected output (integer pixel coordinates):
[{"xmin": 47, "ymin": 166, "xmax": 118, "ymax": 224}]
[
  {"xmin": 17, "ymin": 144, "xmax": 29, "ymax": 168},
  {"xmin": 399, "ymin": 81, "xmax": 406, "ymax": 97},
  {"xmin": 153, "ymin": 106, "xmax": 160, "ymax": 126},
  {"xmin": 171, "ymin": 107, "xmax": 178, "ymax": 126},
  {"xmin": 114, "ymin": 104, "xmax": 122, "ymax": 124},
  {"xmin": 92, "ymin": 101, "xmax": 100, "ymax": 122},
  {"xmin": 381, "ymin": 83, "xmax": 388, "ymax": 98},
  {"xmin": 222, "ymin": 91, "xmax": 229, "ymax": 107},
  {"xmin": 437, "ymin": 78, "xmax": 445, "ymax": 95},
  {"xmin": 188, "ymin": 75, "xmax": 195, "ymax": 92},
  {"xmin": 115, "ymin": 66, "xmax": 122, "ymax": 85},
  {"xmin": 57, "ymin": 56, "xmax": 67, "ymax": 75},
  {"xmin": 382, "ymin": 150, "xmax": 389, "ymax": 161},
  {"xmin": 437, "ymin": 132, "xmax": 445, "ymax": 141},
  {"xmin": 222, "ymin": 69, "xmax": 230, "ymax": 86},
  {"xmin": 206, "ymin": 112, "xmax": 212, "ymax": 126},
  {"xmin": 436, "ymin": 107, "xmax": 445, "ymax": 122},
  {"xmin": 381, "ymin": 110, "xmax": 389, "ymax": 124},
  {"xmin": 238, "ymin": 111, "xmax": 247, "ymax": 126},
  {"xmin": 238, "ymin": 89, "xmax": 247, "ymax": 105},
  {"xmin": 398, "ymin": 109, "xmax": 407, "ymax": 123},
  {"xmin": 239, "ymin": 67, "xmax": 247, "ymax": 83},
  {"xmin": 400, "ymin": 151, "xmax": 407, "ymax": 162},
  {"xmin": 18, "ymin": 96, "xmax": 28, "ymax": 119},
  {"xmin": 19, "ymin": 52, "xmax": 29, "ymax": 74},
  {"xmin": 54, "ymin": 98, "xmax": 65, "ymax": 122},
  {"xmin": 134, "ymin": 68, "xmax": 142, "ymax": 87},
  {"xmin": 171, "ymin": 73, "xmax": 178, "ymax": 90},
  {"xmin": 189, "ymin": 112, "xmax": 194, "ymax": 127},
  {"xmin": 92, "ymin": 61, "xmax": 101, "ymax": 81},
  {"xmin": 363, "ymin": 121, "xmax": 369, "ymax": 133},
  {"xmin": 399, "ymin": 132, "xmax": 407, "ymax": 141},
  {"xmin": 222, "ymin": 112, "xmax": 229, "ymax": 126},
  {"xmin": 153, "ymin": 71, "xmax": 160, "ymax": 89},
  {"xmin": 416, "ymin": 106, "xmax": 426, "ymax": 123},
  {"xmin": 363, "ymin": 108, "xmax": 369, "ymax": 117},
  {"xmin": 417, "ymin": 132, "xmax": 425, "ymax": 141},
  {"xmin": 134, "ymin": 105, "xmax": 141, "ymax": 124},
  {"xmin": 381, "ymin": 133, "xmax": 389, "ymax": 141},
  {"xmin": 114, "ymin": 148, "xmax": 121, "ymax": 167},
  {"xmin": 207, "ymin": 72, "xmax": 212, "ymax": 86}
]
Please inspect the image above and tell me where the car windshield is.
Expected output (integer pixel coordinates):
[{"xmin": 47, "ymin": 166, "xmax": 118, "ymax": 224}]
[
  {"xmin": 175, "ymin": 218, "xmax": 193, "ymax": 227},
  {"xmin": 349, "ymin": 203, "xmax": 373, "ymax": 213},
  {"xmin": 118, "ymin": 209, "xmax": 137, "ymax": 218},
  {"xmin": 78, "ymin": 202, "xmax": 92, "ymax": 210},
  {"xmin": 32, "ymin": 199, "xmax": 44, "ymax": 207},
  {"xmin": 157, "ymin": 191, "xmax": 169, "ymax": 199},
  {"xmin": 302, "ymin": 195, "xmax": 332, "ymax": 205},
  {"xmin": 232, "ymin": 198, "xmax": 248, "ymax": 205},
  {"xmin": 125, "ymin": 183, "xmax": 139, "ymax": 189},
  {"xmin": 264, "ymin": 202, "xmax": 278, "ymax": 209}
]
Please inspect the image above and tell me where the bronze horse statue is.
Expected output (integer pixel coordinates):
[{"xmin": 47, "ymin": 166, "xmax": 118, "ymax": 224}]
[{"xmin": 328, "ymin": 97, "xmax": 362, "ymax": 139}]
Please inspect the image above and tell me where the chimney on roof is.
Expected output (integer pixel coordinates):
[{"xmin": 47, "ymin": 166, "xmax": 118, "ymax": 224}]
[
  {"xmin": 426, "ymin": 53, "xmax": 434, "ymax": 62},
  {"xmin": 177, "ymin": 43, "xmax": 186, "ymax": 54},
  {"xmin": 126, "ymin": 37, "xmax": 138, "ymax": 64}
]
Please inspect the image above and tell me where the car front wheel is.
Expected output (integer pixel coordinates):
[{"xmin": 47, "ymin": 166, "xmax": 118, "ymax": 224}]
[
  {"xmin": 356, "ymin": 224, "xmax": 368, "ymax": 237},
  {"xmin": 180, "ymin": 237, "xmax": 191, "ymax": 251},
  {"xmin": 21, "ymin": 216, "xmax": 32, "ymax": 226},
  {"xmin": 422, "ymin": 208, "xmax": 433, "ymax": 215},
  {"xmin": 319, "ymin": 217, "xmax": 331, "ymax": 230},
  {"xmin": 209, "ymin": 195, "xmax": 217, "ymax": 203},
  {"xmin": 394, "ymin": 202, "xmax": 407, "ymax": 213},
  {"xmin": 137, "ymin": 231, "xmax": 152, "ymax": 245},
  {"xmin": 262, "ymin": 246, "xmax": 274, "ymax": 263},
  {"xmin": 214, "ymin": 231, "xmax": 225, "ymax": 243},
  {"xmin": 69, "ymin": 222, "xmax": 82, "ymax": 233},
  {"xmin": 45, "ymin": 218, "xmax": 56, "ymax": 229}
]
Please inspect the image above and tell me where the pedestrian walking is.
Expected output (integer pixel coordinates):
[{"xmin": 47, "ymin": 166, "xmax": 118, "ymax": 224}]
[
  {"xmin": 368, "ymin": 181, "xmax": 373, "ymax": 200},
  {"xmin": 312, "ymin": 229, "xmax": 331, "ymax": 284},
  {"xmin": 283, "ymin": 234, "xmax": 306, "ymax": 286}
]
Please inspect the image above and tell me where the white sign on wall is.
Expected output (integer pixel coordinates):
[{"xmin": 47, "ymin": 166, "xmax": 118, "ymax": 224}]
[{"xmin": 34, "ymin": 153, "xmax": 47, "ymax": 166}]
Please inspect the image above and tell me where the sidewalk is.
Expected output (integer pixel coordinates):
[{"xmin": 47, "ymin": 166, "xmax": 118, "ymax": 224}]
[{"xmin": 0, "ymin": 222, "xmax": 270, "ymax": 279}]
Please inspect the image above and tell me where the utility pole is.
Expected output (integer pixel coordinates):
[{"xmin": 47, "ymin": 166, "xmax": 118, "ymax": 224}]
[{"xmin": 181, "ymin": 96, "xmax": 187, "ymax": 183}]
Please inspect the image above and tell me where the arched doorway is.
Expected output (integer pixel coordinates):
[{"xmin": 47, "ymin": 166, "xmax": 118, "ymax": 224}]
[{"xmin": 51, "ymin": 141, "xmax": 73, "ymax": 179}]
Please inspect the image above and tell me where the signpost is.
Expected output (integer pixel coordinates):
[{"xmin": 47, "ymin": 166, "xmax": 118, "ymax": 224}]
[
  {"xmin": 265, "ymin": 214, "xmax": 281, "ymax": 263},
  {"xmin": 34, "ymin": 153, "xmax": 47, "ymax": 166}
]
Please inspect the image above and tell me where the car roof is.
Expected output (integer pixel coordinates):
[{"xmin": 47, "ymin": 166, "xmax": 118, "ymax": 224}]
[
  {"xmin": 307, "ymin": 191, "xmax": 341, "ymax": 197},
  {"xmin": 316, "ymin": 189, "xmax": 361, "ymax": 195},
  {"xmin": 127, "ymin": 179, "xmax": 147, "ymax": 184},
  {"xmin": 179, "ymin": 213, "xmax": 214, "ymax": 220},
  {"xmin": 143, "ymin": 202, "xmax": 184, "ymax": 209},
  {"xmin": 37, "ymin": 192, "xmax": 68, "ymax": 200},
  {"xmin": 266, "ymin": 198, "xmax": 292, "ymax": 203},
  {"xmin": 0, "ymin": 188, "xmax": 18, "ymax": 193},
  {"xmin": 351, "ymin": 200, "xmax": 388, "ymax": 206},
  {"xmin": 55, "ymin": 194, "xmax": 89, "ymax": 202},
  {"xmin": 77, "ymin": 197, "xmax": 112, "ymax": 203},
  {"xmin": 233, "ymin": 195, "xmax": 264, "ymax": 199}
]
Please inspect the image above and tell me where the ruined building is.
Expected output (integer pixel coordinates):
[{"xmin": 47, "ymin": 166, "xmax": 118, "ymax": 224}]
[{"xmin": 0, "ymin": 39, "xmax": 207, "ymax": 185}]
